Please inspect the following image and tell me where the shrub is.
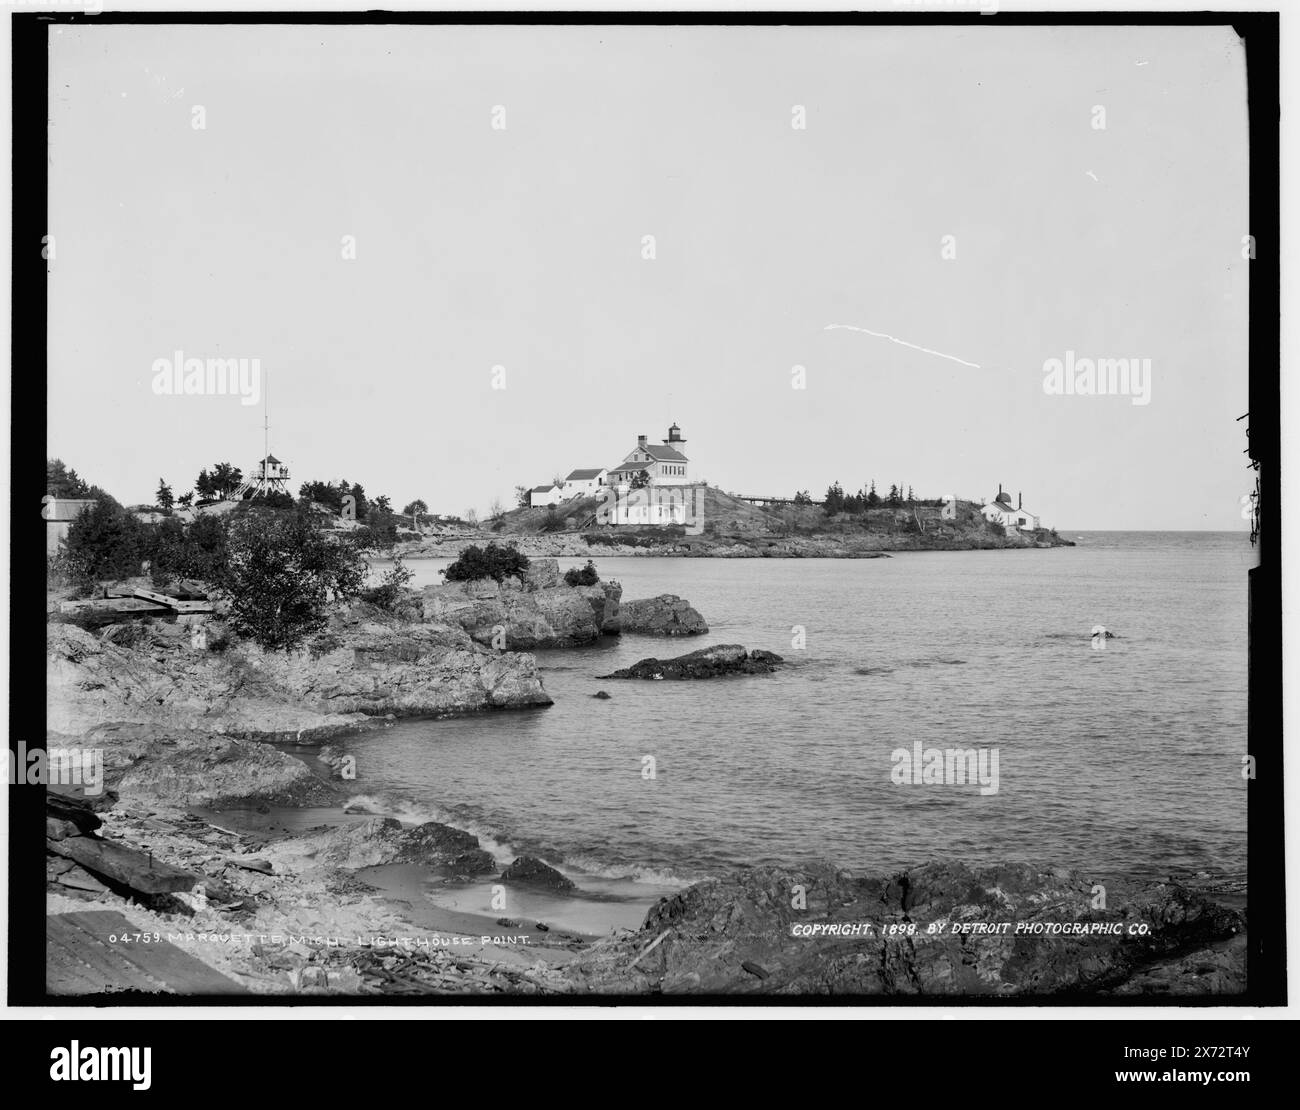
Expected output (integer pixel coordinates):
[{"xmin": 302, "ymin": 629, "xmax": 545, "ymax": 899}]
[
  {"xmin": 62, "ymin": 499, "xmax": 145, "ymax": 581},
  {"xmin": 220, "ymin": 509, "xmax": 368, "ymax": 651},
  {"xmin": 143, "ymin": 513, "xmax": 229, "ymax": 584},
  {"xmin": 539, "ymin": 508, "xmax": 567, "ymax": 533},
  {"xmin": 441, "ymin": 542, "xmax": 529, "ymax": 584},
  {"xmin": 47, "ymin": 547, "xmax": 94, "ymax": 594},
  {"xmin": 357, "ymin": 508, "xmax": 399, "ymax": 549},
  {"xmin": 563, "ymin": 559, "xmax": 600, "ymax": 587},
  {"xmin": 362, "ymin": 553, "xmax": 415, "ymax": 611},
  {"xmin": 181, "ymin": 514, "xmax": 230, "ymax": 579}
]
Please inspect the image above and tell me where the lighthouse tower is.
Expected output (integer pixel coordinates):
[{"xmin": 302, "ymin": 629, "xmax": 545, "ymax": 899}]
[{"xmin": 238, "ymin": 374, "xmax": 291, "ymax": 498}]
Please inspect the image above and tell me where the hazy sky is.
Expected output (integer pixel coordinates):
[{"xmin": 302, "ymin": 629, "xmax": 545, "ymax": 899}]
[{"xmin": 47, "ymin": 22, "xmax": 1250, "ymax": 529}]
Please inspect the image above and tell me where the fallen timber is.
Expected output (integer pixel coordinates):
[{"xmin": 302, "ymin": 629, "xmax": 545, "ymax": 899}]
[
  {"xmin": 60, "ymin": 587, "xmax": 213, "ymax": 616},
  {"xmin": 46, "ymin": 792, "xmax": 201, "ymax": 896}
]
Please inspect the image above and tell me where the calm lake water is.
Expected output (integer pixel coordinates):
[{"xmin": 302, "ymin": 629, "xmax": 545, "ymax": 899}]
[{"xmin": 348, "ymin": 533, "xmax": 1252, "ymax": 894}]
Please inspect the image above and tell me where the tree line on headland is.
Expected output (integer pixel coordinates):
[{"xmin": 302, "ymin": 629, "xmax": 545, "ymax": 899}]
[{"xmin": 795, "ymin": 481, "xmax": 946, "ymax": 514}]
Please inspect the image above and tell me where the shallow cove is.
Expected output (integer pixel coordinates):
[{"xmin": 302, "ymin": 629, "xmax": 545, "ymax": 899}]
[{"xmin": 355, "ymin": 537, "xmax": 1250, "ymax": 890}]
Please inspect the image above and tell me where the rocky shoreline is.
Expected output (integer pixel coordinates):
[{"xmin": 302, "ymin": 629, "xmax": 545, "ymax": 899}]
[
  {"xmin": 44, "ymin": 561, "xmax": 1241, "ymax": 998},
  {"xmin": 46, "ymin": 783, "xmax": 1247, "ymax": 996},
  {"xmin": 400, "ymin": 531, "xmax": 1069, "ymax": 560}
]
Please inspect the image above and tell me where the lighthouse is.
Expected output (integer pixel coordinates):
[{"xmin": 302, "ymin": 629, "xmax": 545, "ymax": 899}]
[{"xmin": 237, "ymin": 373, "xmax": 291, "ymax": 498}]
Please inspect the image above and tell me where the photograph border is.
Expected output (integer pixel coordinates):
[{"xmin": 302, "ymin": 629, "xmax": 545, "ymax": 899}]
[{"xmin": 9, "ymin": 7, "xmax": 1283, "ymax": 1008}]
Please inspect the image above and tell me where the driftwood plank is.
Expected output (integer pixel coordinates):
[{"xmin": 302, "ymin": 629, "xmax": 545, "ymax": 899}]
[
  {"xmin": 131, "ymin": 588, "xmax": 213, "ymax": 613},
  {"xmin": 46, "ymin": 837, "xmax": 200, "ymax": 895},
  {"xmin": 59, "ymin": 598, "xmax": 171, "ymax": 614}
]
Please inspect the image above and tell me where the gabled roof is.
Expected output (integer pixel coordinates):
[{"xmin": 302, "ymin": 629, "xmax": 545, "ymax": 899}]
[
  {"xmin": 640, "ymin": 444, "xmax": 688, "ymax": 462},
  {"xmin": 530, "ymin": 485, "xmax": 556, "ymax": 494},
  {"xmin": 984, "ymin": 502, "xmax": 1034, "ymax": 519},
  {"xmin": 566, "ymin": 468, "xmax": 606, "ymax": 480},
  {"xmin": 609, "ymin": 461, "xmax": 651, "ymax": 474}
]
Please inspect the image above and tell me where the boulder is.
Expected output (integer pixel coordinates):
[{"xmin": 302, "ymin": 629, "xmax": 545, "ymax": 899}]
[
  {"xmin": 420, "ymin": 580, "xmax": 621, "ymax": 648},
  {"xmin": 500, "ymin": 855, "xmax": 576, "ymax": 893},
  {"xmin": 565, "ymin": 861, "xmax": 1246, "ymax": 996},
  {"xmin": 72, "ymin": 723, "xmax": 342, "ymax": 809},
  {"xmin": 296, "ymin": 816, "xmax": 496, "ymax": 876},
  {"xmin": 620, "ymin": 594, "xmax": 708, "ymax": 636},
  {"xmin": 46, "ymin": 792, "xmax": 104, "ymax": 836},
  {"xmin": 601, "ymin": 644, "xmax": 784, "ymax": 680},
  {"xmin": 397, "ymin": 821, "xmax": 496, "ymax": 875}
]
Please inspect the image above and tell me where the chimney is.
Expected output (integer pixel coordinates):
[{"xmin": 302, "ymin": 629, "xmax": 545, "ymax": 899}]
[
  {"xmin": 1018, "ymin": 491, "xmax": 1023, "ymax": 509},
  {"xmin": 637, "ymin": 435, "xmax": 647, "ymax": 449},
  {"xmin": 998, "ymin": 483, "xmax": 1003, "ymax": 497}
]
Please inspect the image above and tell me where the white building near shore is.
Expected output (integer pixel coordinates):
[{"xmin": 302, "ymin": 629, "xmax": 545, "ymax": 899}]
[
  {"xmin": 529, "ymin": 484, "xmax": 562, "ymax": 508},
  {"xmin": 562, "ymin": 468, "xmax": 608, "ymax": 497},
  {"xmin": 607, "ymin": 424, "xmax": 690, "ymax": 489},
  {"xmin": 981, "ymin": 486, "xmax": 1041, "ymax": 531}
]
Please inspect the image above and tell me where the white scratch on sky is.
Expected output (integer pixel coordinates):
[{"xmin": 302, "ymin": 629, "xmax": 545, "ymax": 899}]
[{"xmin": 823, "ymin": 324, "xmax": 981, "ymax": 368}]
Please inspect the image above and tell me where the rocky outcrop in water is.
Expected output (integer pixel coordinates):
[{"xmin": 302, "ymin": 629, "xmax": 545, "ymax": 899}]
[
  {"xmin": 601, "ymin": 644, "xmax": 783, "ymax": 680},
  {"xmin": 418, "ymin": 560, "xmax": 621, "ymax": 648},
  {"xmin": 565, "ymin": 861, "xmax": 1245, "ymax": 996},
  {"xmin": 500, "ymin": 856, "xmax": 575, "ymax": 893},
  {"xmin": 286, "ymin": 816, "xmax": 496, "ymax": 876},
  {"xmin": 619, "ymin": 594, "xmax": 708, "ymax": 636}
]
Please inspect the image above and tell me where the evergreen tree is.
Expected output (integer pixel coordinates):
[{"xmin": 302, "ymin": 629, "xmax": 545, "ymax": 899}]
[
  {"xmin": 62, "ymin": 499, "xmax": 143, "ymax": 581},
  {"xmin": 47, "ymin": 459, "xmax": 90, "ymax": 498}
]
